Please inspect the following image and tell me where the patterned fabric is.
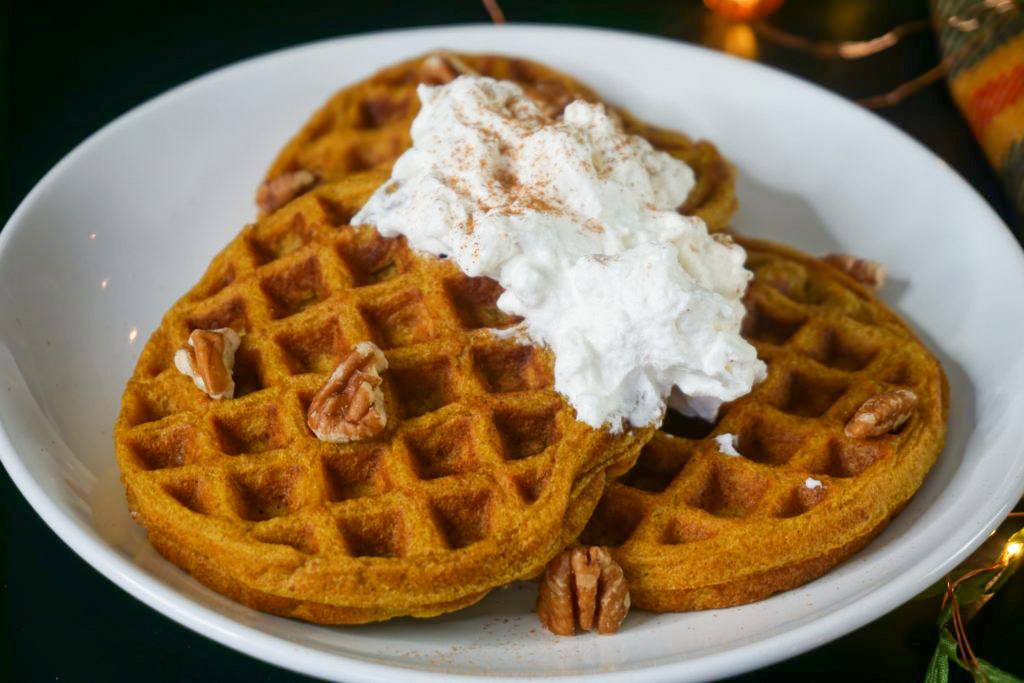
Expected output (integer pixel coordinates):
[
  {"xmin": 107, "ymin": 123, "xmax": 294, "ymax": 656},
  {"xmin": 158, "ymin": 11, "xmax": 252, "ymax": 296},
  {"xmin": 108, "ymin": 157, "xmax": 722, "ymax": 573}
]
[{"xmin": 933, "ymin": 0, "xmax": 1024, "ymax": 214}]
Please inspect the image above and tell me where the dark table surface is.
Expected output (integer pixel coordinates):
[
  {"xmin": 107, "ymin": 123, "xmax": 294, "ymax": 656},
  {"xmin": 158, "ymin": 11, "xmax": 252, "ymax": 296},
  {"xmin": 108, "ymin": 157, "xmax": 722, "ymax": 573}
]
[{"xmin": 3, "ymin": 1, "xmax": 1022, "ymax": 681}]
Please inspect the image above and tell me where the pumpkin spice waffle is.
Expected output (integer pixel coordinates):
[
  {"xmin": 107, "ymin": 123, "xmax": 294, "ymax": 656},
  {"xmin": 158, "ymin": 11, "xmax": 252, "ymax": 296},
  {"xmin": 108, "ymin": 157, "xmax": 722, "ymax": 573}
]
[
  {"xmin": 114, "ymin": 170, "xmax": 652, "ymax": 624},
  {"xmin": 581, "ymin": 236, "xmax": 948, "ymax": 612},
  {"xmin": 257, "ymin": 52, "xmax": 737, "ymax": 231}
]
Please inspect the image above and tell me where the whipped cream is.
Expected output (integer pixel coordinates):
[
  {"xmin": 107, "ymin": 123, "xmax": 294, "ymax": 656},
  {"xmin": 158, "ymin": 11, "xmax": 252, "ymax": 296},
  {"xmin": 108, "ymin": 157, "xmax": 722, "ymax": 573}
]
[
  {"xmin": 804, "ymin": 477, "xmax": 823, "ymax": 490},
  {"xmin": 173, "ymin": 327, "xmax": 241, "ymax": 400},
  {"xmin": 353, "ymin": 76, "xmax": 765, "ymax": 431},
  {"xmin": 714, "ymin": 433, "xmax": 742, "ymax": 457}
]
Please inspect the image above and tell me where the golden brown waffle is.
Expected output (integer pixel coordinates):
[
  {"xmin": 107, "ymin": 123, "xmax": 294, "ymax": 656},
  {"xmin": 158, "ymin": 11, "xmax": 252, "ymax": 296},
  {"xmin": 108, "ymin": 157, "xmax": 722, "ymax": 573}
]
[
  {"xmin": 115, "ymin": 170, "xmax": 652, "ymax": 624},
  {"xmin": 582, "ymin": 236, "xmax": 948, "ymax": 611},
  {"xmin": 259, "ymin": 52, "xmax": 737, "ymax": 231}
]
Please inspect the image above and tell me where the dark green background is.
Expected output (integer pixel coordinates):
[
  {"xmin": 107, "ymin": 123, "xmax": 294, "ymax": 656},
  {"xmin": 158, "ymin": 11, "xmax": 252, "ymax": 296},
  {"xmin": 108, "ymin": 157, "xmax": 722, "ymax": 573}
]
[{"xmin": 2, "ymin": 1, "xmax": 1021, "ymax": 680}]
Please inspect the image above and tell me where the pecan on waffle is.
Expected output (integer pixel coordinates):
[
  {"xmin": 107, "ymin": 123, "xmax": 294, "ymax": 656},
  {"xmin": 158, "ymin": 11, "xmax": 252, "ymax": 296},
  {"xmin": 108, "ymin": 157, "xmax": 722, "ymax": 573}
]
[
  {"xmin": 581, "ymin": 236, "xmax": 948, "ymax": 612},
  {"xmin": 114, "ymin": 170, "xmax": 652, "ymax": 624},
  {"xmin": 257, "ymin": 52, "xmax": 737, "ymax": 231}
]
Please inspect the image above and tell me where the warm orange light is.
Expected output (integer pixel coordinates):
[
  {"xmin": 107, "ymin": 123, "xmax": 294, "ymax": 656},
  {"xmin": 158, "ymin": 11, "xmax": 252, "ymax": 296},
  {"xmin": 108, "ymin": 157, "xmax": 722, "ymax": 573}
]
[
  {"xmin": 700, "ymin": 11, "xmax": 760, "ymax": 61},
  {"xmin": 723, "ymin": 23, "xmax": 759, "ymax": 59},
  {"xmin": 1006, "ymin": 542, "xmax": 1022, "ymax": 560},
  {"xmin": 704, "ymin": 0, "xmax": 785, "ymax": 21}
]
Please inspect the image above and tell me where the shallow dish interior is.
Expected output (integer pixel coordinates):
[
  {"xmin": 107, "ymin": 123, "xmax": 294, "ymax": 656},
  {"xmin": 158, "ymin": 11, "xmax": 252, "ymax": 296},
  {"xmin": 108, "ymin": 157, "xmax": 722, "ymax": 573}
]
[{"xmin": 2, "ymin": 25, "xmax": 1024, "ymax": 683}]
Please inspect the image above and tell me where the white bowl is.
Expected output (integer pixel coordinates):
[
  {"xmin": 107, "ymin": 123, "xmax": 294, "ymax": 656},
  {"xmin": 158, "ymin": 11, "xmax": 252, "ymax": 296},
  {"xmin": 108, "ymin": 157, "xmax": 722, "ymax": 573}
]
[{"xmin": 2, "ymin": 24, "xmax": 1024, "ymax": 683}]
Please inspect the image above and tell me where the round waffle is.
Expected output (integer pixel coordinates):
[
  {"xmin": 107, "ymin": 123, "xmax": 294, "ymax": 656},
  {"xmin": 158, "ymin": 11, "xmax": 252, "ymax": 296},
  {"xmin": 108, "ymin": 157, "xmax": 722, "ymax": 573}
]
[
  {"xmin": 259, "ymin": 52, "xmax": 737, "ymax": 231},
  {"xmin": 114, "ymin": 170, "xmax": 652, "ymax": 624},
  {"xmin": 581, "ymin": 236, "xmax": 948, "ymax": 611}
]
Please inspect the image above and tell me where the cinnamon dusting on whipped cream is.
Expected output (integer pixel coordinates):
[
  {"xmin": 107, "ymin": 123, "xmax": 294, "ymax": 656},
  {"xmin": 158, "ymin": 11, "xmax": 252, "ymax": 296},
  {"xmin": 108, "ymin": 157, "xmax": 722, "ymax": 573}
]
[{"xmin": 354, "ymin": 76, "xmax": 764, "ymax": 431}]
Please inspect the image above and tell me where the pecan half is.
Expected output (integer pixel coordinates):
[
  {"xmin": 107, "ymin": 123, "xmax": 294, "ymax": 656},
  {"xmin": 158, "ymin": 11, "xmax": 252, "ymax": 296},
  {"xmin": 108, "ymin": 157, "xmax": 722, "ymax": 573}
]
[
  {"xmin": 537, "ymin": 546, "xmax": 630, "ymax": 636},
  {"xmin": 307, "ymin": 341, "xmax": 389, "ymax": 443},
  {"xmin": 255, "ymin": 169, "xmax": 322, "ymax": 216},
  {"xmin": 418, "ymin": 55, "xmax": 458, "ymax": 84},
  {"xmin": 523, "ymin": 79, "xmax": 576, "ymax": 118},
  {"xmin": 418, "ymin": 52, "xmax": 480, "ymax": 85},
  {"xmin": 821, "ymin": 253, "xmax": 887, "ymax": 291},
  {"xmin": 845, "ymin": 389, "xmax": 919, "ymax": 438},
  {"xmin": 173, "ymin": 328, "xmax": 241, "ymax": 399}
]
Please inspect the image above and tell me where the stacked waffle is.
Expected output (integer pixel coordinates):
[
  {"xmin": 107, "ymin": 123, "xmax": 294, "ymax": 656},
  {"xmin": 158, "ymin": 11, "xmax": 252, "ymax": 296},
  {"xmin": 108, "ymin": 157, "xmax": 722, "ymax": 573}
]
[
  {"xmin": 584, "ymin": 237, "xmax": 946, "ymax": 611},
  {"xmin": 115, "ymin": 53, "xmax": 947, "ymax": 626},
  {"xmin": 257, "ymin": 53, "xmax": 737, "ymax": 230}
]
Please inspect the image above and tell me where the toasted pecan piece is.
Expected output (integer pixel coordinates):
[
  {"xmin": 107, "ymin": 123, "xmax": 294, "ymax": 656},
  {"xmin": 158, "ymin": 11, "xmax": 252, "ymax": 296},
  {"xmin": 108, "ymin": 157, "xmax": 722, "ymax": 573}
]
[
  {"xmin": 537, "ymin": 546, "xmax": 630, "ymax": 636},
  {"xmin": 822, "ymin": 253, "xmax": 886, "ymax": 291},
  {"xmin": 307, "ymin": 341, "xmax": 389, "ymax": 443},
  {"xmin": 173, "ymin": 328, "xmax": 241, "ymax": 399},
  {"xmin": 256, "ymin": 169, "xmax": 322, "ymax": 216},
  {"xmin": 845, "ymin": 389, "xmax": 918, "ymax": 438}
]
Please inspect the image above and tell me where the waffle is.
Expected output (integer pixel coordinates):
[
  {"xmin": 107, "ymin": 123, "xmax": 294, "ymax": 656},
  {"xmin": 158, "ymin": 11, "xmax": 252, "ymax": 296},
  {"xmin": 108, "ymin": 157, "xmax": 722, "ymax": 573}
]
[
  {"xmin": 258, "ymin": 52, "xmax": 737, "ymax": 231},
  {"xmin": 581, "ymin": 236, "xmax": 948, "ymax": 611},
  {"xmin": 114, "ymin": 170, "xmax": 652, "ymax": 624}
]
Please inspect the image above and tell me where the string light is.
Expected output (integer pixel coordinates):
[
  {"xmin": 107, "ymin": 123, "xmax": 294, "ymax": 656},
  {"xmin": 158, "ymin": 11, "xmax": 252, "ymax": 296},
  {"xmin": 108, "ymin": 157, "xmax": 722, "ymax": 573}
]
[
  {"xmin": 482, "ymin": 0, "xmax": 505, "ymax": 23},
  {"xmin": 701, "ymin": 11, "xmax": 761, "ymax": 60},
  {"xmin": 703, "ymin": 0, "xmax": 785, "ymax": 21},
  {"xmin": 723, "ymin": 23, "xmax": 759, "ymax": 59},
  {"xmin": 935, "ymin": 521, "xmax": 1023, "ymax": 678}
]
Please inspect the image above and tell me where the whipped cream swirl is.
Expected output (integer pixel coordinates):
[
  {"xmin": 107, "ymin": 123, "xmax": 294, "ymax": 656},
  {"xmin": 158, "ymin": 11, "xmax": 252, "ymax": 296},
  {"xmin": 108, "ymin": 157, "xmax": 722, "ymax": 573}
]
[{"xmin": 354, "ymin": 76, "xmax": 765, "ymax": 431}]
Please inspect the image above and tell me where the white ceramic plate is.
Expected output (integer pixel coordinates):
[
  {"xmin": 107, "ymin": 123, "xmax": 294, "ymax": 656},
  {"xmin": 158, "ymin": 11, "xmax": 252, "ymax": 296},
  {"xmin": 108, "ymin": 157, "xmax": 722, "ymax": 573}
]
[{"xmin": 2, "ymin": 24, "xmax": 1023, "ymax": 683}]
